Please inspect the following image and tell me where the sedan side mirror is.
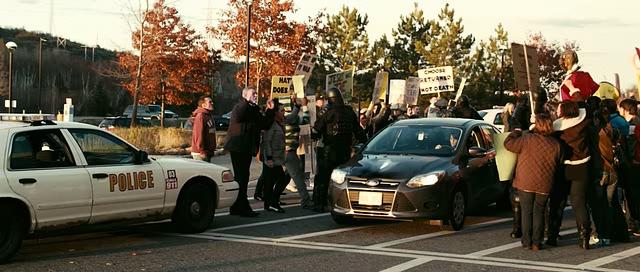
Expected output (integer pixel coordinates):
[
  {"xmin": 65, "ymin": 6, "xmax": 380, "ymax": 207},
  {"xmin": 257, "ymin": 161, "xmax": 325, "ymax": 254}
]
[
  {"xmin": 353, "ymin": 143, "xmax": 364, "ymax": 153},
  {"xmin": 134, "ymin": 150, "xmax": 149, "ymax": 164},
  {"xmin": 468, "ymin": 146, "xmax": 487, "ymax": 158}
]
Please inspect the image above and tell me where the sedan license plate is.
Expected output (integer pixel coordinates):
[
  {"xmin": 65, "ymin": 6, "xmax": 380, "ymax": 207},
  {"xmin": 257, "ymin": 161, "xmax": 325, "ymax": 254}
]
[{"xmin": 358, "ymin": 191, "xmax": 383, "ymax": 206}]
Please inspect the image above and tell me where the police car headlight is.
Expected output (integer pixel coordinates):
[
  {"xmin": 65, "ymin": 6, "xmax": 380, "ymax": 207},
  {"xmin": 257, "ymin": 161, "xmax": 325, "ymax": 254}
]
[
  {"xmin": 406, "ymin": 171, "xmax": 445, "ymax": 188},
  {"xmin": 331, "ymin": 169, "xmax": 347, "ymax": 185}
]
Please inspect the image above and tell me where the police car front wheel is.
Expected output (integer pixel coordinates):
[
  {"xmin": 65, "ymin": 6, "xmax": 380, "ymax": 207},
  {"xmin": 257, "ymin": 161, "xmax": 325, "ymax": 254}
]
[{"xmin": 173, "ymin": 183, "xmax": 216, "ymax": 233}]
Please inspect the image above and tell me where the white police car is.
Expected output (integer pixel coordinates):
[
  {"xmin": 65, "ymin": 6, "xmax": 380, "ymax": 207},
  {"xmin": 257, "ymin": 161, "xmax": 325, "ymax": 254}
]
[{"xmin": 0, "ymin": 114, "xmax": 238, "ymax": 263}]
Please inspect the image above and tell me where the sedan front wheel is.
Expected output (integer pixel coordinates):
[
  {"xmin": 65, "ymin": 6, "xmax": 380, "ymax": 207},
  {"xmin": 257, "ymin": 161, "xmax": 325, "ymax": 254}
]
[{"xmin": 448, "ymin": 186, "xmax": 466, "ymax": 231}]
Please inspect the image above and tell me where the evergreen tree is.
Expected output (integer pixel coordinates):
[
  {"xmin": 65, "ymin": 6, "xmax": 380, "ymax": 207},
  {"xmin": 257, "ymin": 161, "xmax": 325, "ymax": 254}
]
[
  {"xmin": 417, "ymin": 4, "xmax": 474, "ymax": 78},
  {"xmin": 388, "ymin": 3, "xmax": 430, "ymax": 78},
  {"xmin": 319, "ymin": 6, "xmax": 370, "ymax": 72}
]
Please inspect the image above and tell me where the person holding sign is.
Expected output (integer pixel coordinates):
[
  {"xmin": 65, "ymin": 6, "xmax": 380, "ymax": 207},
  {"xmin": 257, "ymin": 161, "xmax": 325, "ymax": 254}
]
[
  {"xmin": 505, "ymin": 113, "xmax": 562, "ymax": 251},
  {"xmin": 451, "ymin": 95, "xmax": 482, "ymax": 120},
  {"xmin": 559, "ymin": 50, "xmax": 599, "ymax": 102}
]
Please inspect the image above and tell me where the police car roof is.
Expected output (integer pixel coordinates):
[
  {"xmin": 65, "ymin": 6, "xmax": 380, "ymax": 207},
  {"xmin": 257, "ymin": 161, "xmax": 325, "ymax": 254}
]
[{"xmin": 392, "ymin": 118, "xmax": 486, "ymax": 128}]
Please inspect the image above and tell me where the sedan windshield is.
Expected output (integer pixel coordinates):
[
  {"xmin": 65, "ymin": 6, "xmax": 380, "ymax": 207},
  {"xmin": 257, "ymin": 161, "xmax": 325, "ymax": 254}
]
[{"xmin": 363, "ymin": 125, "xmax": 463, "ymax": 156}]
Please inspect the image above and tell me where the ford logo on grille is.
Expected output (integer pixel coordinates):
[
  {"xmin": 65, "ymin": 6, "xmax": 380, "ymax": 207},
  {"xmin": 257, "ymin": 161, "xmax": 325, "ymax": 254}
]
[{"xmin": 365, "ymin": 179, "xmax": 380, "ymax": 187}]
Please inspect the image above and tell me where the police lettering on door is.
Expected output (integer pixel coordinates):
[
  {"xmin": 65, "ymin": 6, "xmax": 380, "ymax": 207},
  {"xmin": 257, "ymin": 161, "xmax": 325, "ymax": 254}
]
[{"xmin": 109, "ymin": 171, "xmax": 155, "ymax": 192}]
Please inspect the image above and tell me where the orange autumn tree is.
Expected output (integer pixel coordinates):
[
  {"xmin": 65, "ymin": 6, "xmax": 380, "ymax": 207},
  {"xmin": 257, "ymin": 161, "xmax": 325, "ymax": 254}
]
[
  {"xmin": 118, "ymin": 0, "xmax": 215, "ymax": 126},
  {"xmin": 210, "ymin": 0, "xmax": 318, "ymax": 101}
]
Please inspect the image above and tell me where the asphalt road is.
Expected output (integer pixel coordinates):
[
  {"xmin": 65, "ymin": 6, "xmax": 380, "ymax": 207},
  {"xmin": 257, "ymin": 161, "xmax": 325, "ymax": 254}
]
[{"xmin": 3, "ymin": 155, "xmax": 640, "ymax": 271}]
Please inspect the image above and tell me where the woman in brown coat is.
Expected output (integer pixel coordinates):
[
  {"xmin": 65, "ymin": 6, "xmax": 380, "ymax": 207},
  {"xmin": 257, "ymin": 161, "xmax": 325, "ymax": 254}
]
[{"xmin": 505, "ymin": 113, "xmax": 562, "ymax": 250}]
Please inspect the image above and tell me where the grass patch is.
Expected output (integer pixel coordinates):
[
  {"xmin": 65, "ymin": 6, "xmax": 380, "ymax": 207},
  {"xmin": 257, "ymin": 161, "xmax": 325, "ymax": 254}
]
[{"xmin": 110, "ymin": 127, "xmax": 226, "ymax": 155}]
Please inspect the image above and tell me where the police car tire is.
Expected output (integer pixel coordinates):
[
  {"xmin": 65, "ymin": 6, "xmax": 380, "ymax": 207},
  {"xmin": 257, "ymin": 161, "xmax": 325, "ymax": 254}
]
[
  {"xmin": 448, "ymin": 185, "xmax": 466, "ymax": 231},
  {"xmin": 173, "ymin": 183, "xmax": 215, "ymax": 233},
  {"xmin": 0, "ymin": 208, "xmax": 24, "ymax": 264}
]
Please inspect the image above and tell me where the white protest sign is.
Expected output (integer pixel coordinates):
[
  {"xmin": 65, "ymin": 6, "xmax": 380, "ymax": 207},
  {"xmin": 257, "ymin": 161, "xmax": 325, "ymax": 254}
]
[
  {"xmin": 326, "ymin": 68, "xmax": 355, "ymax": 102},
  {"xmin": 372, "ymin": 71, "xmax": 389, "ymax": 102},
  {"xmin": 389, "ymin": 79, "xmax": 406, "ymax": 105},
  {"xmin": 294, "ymin": 53, "xmax": 317, "ymax": 88},
  {"xmin": 418, "ymin": 66, "xmax": 454, "ymax": 94},
  {"xmin": 405, "ymin": 77, "xmax": 420, "ymax": 105}
]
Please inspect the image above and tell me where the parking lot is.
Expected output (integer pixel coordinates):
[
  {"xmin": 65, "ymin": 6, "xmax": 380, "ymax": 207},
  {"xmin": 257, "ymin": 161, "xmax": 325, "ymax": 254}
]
[{"xmin": 4, "ymin": 198, "xmax": 640, "ymax": 272}]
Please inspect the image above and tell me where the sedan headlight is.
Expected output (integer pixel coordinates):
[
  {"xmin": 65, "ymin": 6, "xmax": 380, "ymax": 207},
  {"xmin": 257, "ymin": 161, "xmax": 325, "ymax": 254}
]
[
  {"xmin": 331, "ymin": 169, "xmax": 347, "ymax": 185},
  {"xmin": 406, "ymin": 171, "xmax": 445, "ymax": 188}
]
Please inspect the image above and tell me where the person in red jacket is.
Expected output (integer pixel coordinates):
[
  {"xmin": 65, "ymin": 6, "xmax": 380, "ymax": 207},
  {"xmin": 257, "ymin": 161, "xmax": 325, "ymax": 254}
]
[
  {"xmin": 191, "ymin": 96, "xmax": 216, "ymax": 162},
  {"xmin": 559, "ymin": 50, "xmax": 599, "ymax": 102}
]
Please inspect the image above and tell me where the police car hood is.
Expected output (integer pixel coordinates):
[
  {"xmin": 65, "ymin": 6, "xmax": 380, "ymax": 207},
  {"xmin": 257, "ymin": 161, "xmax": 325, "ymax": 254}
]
[
  {"xmin": 151, "ymin": 156, "xmax": 229, "ymax": 173},
  {"xmin": 343, "ymin": 154, "xmax": 451, "ymax": 180}
]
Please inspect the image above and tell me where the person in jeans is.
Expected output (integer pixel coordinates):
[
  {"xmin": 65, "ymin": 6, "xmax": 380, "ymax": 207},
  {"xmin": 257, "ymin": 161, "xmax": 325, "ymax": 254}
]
[
  {"xmin": 262, "ymin": 104, "xmax": 287, "ymax": 213},
  {"xmin": 284, "ymin": 96, "xmax": 314, "ymax": 209},
  {"xmin": 191, "ymin": 96, "xmax": 216, "ymax": 162},
  {"xmin": 505, "ymin": 113, "xmax": 562, "ymax": 251}
]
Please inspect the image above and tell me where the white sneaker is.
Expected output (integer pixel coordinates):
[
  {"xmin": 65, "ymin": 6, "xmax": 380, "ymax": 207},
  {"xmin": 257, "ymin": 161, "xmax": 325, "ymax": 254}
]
[
  {"xmin": 286, "ymin": 184, "xmax": 298, "ymax": 192},
  {"xmin": 589, "ymin": 236, "xmax": 610, "ymax": 247}
]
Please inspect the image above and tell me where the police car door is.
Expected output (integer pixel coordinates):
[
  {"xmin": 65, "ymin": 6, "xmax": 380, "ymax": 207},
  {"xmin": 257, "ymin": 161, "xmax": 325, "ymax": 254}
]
[
  {"xmin": 4, "ymin": 128, "xmax": 92, "ymax": 229},
  {"xmin": 66, "ymin": 128, "xmax": 165, "ymax": 223}
]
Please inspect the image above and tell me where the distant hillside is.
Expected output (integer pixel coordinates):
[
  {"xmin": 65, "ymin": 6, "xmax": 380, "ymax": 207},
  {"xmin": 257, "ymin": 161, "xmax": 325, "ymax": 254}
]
[{"xmin": 0, "ymin": 27, "xmax": 242, "ymax": 116}]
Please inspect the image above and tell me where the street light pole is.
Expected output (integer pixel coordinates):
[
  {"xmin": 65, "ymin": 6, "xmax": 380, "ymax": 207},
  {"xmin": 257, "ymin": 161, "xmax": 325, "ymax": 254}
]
[
  {"xmin": 38, "ymin": 38, "xmax": 46, "ymax": 112},
  {"xmin": 5, "ymin": 41, "xmax": 18, "ymax": 113},
  {"xmin": 244, "ymin": 0, "xmax": 252, "ymax": 89}
]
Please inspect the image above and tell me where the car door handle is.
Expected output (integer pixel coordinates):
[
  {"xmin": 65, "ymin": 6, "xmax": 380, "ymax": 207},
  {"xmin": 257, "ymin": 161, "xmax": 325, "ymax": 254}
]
[
  {"xmin": 92, "ymin": 173, "xmax": 108, "ymax": 179},
  {"xmin": 19, "ymin": 178, "xmax": 37, "ymax": 184}
]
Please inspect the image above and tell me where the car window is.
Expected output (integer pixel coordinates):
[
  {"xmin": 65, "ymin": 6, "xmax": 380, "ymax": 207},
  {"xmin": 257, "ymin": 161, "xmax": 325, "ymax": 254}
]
[
  {"xmin": 480, "ymin": 125, "xmax": 496, "ymax": 150},
  {"xmin": 10, "ymin": 129, "xmax": 76, "ymax": 170},
  {"xmin": 478, "ymin": 111, "xmax": 487, "ymax": 118},
  {"xmin": 363, "ymin": 125, "xmax": 462, "ymax": 156},
  {"xmin": 494, "ymin": 113, "xmax": 503, "ymax": 125},
  {"xmin": 467, "ymin": 127, "xmax": 482, "ymax": 149},
  {"xmin": 68, "ymin": 129, "xmax": 136, "ymax": 166},
  {"xmin": 148, "ymin": 105, "xmax": 161, "ymax": 113}
]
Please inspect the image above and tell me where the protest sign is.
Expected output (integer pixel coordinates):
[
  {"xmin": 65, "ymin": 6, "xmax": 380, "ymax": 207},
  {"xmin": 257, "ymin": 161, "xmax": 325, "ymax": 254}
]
[
  {"xmin": 405, "ymin": 77, "xmax": 420, "ymax": 105},
  {"xmin": 270, "ymin": 76, "xmax": 301, "ymax": 111},
  {"xmin": 493, "ymin": 132, "xmax": 517, "ymax": 181},
  {"xmin": 389, "ymin": 79, "xmax": 406, "ymax": 105},
  {"xmin": 326, "ymin": 68, "xmax": 355, "ymax": 102},
  {"xmin": 372, "ymin": 71, "xmax": 389, "ymax": 102},
  {"xmin": 294, "ymin": 53, "xmax": 317, "ymax": 89},
  {"xmin": 292, "ymin": 75, "xmax": 305, "ymax": 99},
  {"xmin": 418, "ymin": 66, "xmax": 454, "ymax": 95}
]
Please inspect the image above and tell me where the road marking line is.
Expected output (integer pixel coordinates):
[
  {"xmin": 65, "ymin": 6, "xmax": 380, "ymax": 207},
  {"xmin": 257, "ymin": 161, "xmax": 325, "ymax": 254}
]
[
  {"xmin": 579, "ymin": 245, "xmax": 640, "ymax": 268},
  {"xmin": 466, "ymin": 228, "xmax": 578, "ymax": 257},
  {"xmin": 367, "ymin": 217, "xmax": 511, "ymax": 249},
  {"xmin": 276, "ymin": 226, "xmax": 368, "ymax": 241},
  {"xmin": 379, "ymin": 258, "xmax": 434, "ymax": 272},
  {"xmin": 207, "ymin": 213, "xmax": 329, "ymax": 232},
  {"xmin": 168, "ymin": 232, "xmax": 630, "ymax": 272}
]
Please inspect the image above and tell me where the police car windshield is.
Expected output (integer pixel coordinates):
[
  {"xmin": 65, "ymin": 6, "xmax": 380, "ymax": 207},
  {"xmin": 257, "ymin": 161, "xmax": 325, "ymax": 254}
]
[{"xmin": 363, "ymin": 125, "xmax": 462, "ymax": 156}]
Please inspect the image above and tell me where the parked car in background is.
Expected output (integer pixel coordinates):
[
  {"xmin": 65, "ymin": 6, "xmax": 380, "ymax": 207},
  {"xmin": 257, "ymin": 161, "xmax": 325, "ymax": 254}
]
[
  {"xmin": 183, "ymin": 115, "xmax": 229, "ymax": 131},
  {"xmin": 478, "ymin": 108, "xmax": 505, "ymax": 132},
  {"xmin": 98, "ymin": 117, "xmax": 152, "ymax": 130},
  {"xmin": 122, "ymin": 105, "xmax": 179, "ymax": 120}
]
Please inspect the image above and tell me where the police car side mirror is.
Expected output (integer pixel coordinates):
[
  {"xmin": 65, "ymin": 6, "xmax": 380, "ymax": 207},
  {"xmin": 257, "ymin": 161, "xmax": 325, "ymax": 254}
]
[{"xmin": 134, "ymin": 150, "xmax": 149, "ymax": 164}]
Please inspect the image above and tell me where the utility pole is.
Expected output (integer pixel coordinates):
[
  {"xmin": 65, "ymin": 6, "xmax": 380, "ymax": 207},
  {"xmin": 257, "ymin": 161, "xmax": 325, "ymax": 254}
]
[
  {"xmin": 38, "ymin": 38, "xmax": 46, "ymax": 112},
  {"xmin": 499, "ymin": 48, "xmax": 506, "ymax": 105}
]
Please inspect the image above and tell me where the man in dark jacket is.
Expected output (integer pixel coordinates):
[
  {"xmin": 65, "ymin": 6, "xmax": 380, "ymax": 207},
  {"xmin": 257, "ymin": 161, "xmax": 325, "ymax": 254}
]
[
  {"xmin": 511, "ymin": 90, "xmax": 531, "ymax": 130},
  {"xmin": 312, "ymin": 87, "xmax": 367, "ymax": 212},
  {"xmin": 191, "ymin": 96, "xmax": 216, "ymax": 161},
  {"xmin": 224, "ymin": 88, "xmax": 275, "ymax": 217}
]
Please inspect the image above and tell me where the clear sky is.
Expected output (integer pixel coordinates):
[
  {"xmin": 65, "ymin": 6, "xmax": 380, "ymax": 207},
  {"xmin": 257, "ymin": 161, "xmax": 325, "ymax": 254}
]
[{"xmin": 2, "ymin": 0, "xmax": 639, "ymax": 89}]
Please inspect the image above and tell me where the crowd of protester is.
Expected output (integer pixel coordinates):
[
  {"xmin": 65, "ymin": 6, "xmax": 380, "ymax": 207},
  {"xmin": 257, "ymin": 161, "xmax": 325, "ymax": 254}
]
[{"xmin": 191, "ymin": 48, "xmax": 640, "ymax": 253}]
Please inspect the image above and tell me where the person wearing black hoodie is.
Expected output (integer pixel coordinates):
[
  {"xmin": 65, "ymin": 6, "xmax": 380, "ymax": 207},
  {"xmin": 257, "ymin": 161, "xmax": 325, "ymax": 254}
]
[{"xmin": 452, "ymin": 95, "xmax": 483, "ymax": 120}]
